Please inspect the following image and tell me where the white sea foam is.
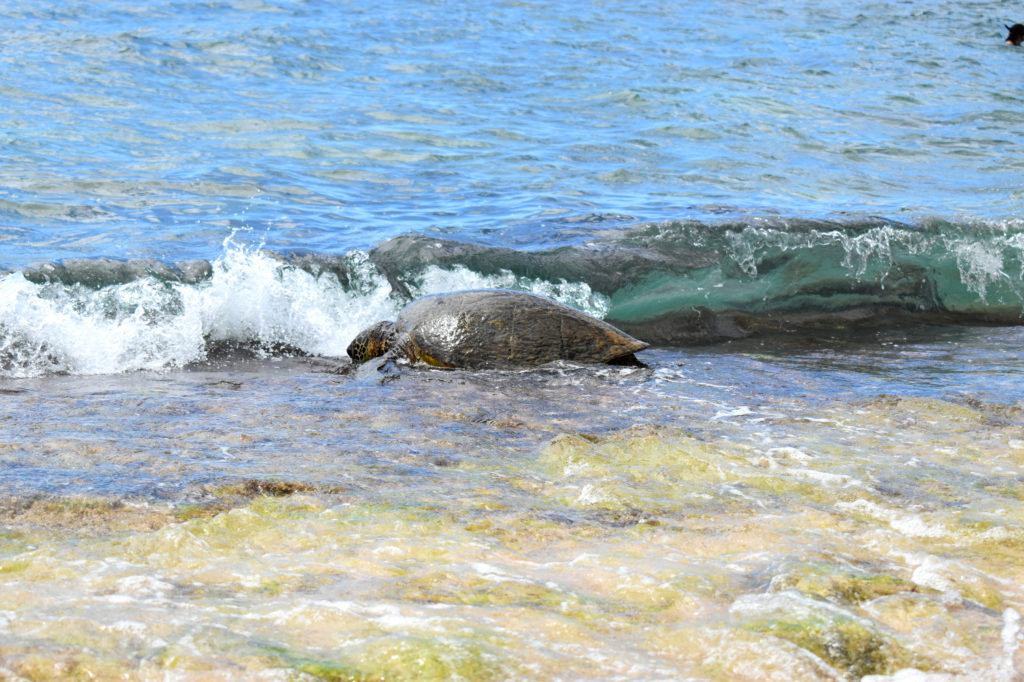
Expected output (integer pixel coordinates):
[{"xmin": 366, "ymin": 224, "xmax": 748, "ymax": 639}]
[
  {"xmin": 889, "ymin": 514, "xmax": 948, "ymax": 538},
  {"xmin": 195, "ymin": 243, "xmax": 396, "ymax": 358},
  {"xmin": 113, "ymin": 574, "xmax": 175, "ymax": 600},
  {"xmin": 712, "ymin": 406, "xmax": 754, "ymax": 420},
  {"xmin": 731, "ymin": 589, "xmax": 872, "ymax": 626},
  {"xmin": 861, "ymin": 669, "xmax": 957, "ymax": 681},
  {"xmin": 574, "ymin": 482, "xmax": 611, "ymax": 506},
  {"xmin": 0, "ymin": 271, "xmax": 204, "ymax": 376},
  {"xmin": 1, "ymin": 239, "xmax": 396, "ymax": 377},
  {"xmin": 1003, "ymin": 608, "xmax": 1022, "ymax": 663},
  {"xmin": 766, "ymin": 446, "xmax": 814, "ymax": 461},
  {"xmin": 837, "ymin": 499, "xmax": 949, "ymax": 538},
  {"xmin": 789, "ymin": 467, "xmax": 862, "ymax": 488},
  {"xmin": 0, "ymin": 244, "xmax": 612, "ymax": 378},
  {"xmin": 861, "ymin": 610, "xmax": 1021, "ymax": 681},
  {"xmin": 954, "ymin": 241, "xmax": 1009, "ymax": 302}
]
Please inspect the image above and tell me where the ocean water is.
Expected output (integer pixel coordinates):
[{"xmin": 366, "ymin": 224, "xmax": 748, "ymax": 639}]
[{"xmin": 2, "ymin": 0, "xmax": 1024, "ymax": 680}]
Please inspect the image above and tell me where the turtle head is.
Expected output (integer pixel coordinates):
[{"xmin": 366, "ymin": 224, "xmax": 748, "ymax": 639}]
[{"xmin": 347, "ymin": 321, "xmax": 398, "ymax": 364}]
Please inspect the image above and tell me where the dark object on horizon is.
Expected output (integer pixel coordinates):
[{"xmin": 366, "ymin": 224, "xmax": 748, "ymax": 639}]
[
  {"xmin": 347, "ymin": 289, "xmax": 648, "ymax": 369},
  {"xmin": 1006, "ymin": 23, "xmax": 1024, "ymax": 45}
]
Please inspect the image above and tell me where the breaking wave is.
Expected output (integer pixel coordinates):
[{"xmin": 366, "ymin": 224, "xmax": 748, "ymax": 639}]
[{"xmin": 2, "ymin": 217, "xmax": 1022, "ymax": 377}]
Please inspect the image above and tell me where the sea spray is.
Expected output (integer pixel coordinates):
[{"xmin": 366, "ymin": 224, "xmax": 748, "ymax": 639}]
[
  {"xmin": 195, "ymin": 243, "xmax": 393, "ymax": 357},
  {"xmin": 3, "ymin": 217, "xmax": 1023, "ymax": 377},
  {"xmin": 0, "ymin": 244, "xmax": 394, "ymax": 377},
  {"xmin": 0, "ymin": 271, "xmax": 205, "ymax": 377},
  {"xmin": 0, "ymin": 241, "xmax": 610, "ymax": 378}
]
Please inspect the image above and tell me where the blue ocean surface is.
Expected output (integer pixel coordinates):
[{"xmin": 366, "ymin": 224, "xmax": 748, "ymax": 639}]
[
  {"xmin": 3, "ymin": 0, "xmax": 1024, "ymax": 264},
  {"xmin": 2, "ymin": 0, "xmax": 1023, "ymax": 376},
  {"xmin": 1, "ymin": 1, "xmax": 1024, "ymax": 680}
]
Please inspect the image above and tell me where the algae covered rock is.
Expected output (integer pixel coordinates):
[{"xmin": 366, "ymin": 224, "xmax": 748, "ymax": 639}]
[{"xmin": 730, "ymin": 590, "xmax": 935, "ymax": 678}]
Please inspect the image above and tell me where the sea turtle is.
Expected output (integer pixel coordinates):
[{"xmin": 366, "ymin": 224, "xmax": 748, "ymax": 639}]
[{"xmin": 347, "ymin": 289, "xmax": 648, "ymax": 369}]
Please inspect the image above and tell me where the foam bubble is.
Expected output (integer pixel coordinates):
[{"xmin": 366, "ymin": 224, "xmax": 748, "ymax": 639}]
[
  {"xmin": 196, "ymin": 244, "xmax": 396, "ymax": 357},
  {"xmin": 955, "ymin": 241, "xmax": 1008, "ymax": 301},
  {"xmin": 0, "ymin": 270, "xmax": 206, "ymax": 377}
]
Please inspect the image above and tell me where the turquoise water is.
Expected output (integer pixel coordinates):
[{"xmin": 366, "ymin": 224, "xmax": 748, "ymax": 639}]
[{"xmin": 2, "ymin": 1, "xmax": 1024, "ymax": 680}]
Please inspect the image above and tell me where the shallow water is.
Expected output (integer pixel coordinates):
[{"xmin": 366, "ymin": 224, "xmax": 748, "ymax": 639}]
[
  {"xmin": 4, "ymin": 0, "xmax": 1024, "ymax": 679},
  {"xmin": 2, "ymin": 330, "xmax": 1024, "ymax": 679}
]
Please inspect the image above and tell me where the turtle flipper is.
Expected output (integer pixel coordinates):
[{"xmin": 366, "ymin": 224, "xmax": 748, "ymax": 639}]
[
  {"xmin": 391, "ymin": 332, "xmax": 419, "ymax": 364},
  {"xmin": 351, "ymin": 350, "xmax": 404, "ymax": 384},
  {"xmin": 608, "ymin": 353, "xmax": 647, "ymax": 368},
  {"xmin": 366, "ymin": 332, "xmax": 418, "ymax": 378}
]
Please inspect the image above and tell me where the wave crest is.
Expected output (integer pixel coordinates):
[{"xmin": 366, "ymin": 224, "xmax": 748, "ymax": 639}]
[{"xmin": 3, "ymin": 217, "xmax": 1023, "ymax": 376}]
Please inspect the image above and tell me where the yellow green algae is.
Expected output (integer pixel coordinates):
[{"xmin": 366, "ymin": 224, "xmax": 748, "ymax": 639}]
[{"xmin": 1, "ymin": 395, "xmax": 1023, "ymax": 680}]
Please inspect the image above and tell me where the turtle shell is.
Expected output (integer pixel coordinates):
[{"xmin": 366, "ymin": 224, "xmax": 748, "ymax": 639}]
[{"xmin": 394, "ymin": 289, "xmax": 647, "ymax": 368}]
